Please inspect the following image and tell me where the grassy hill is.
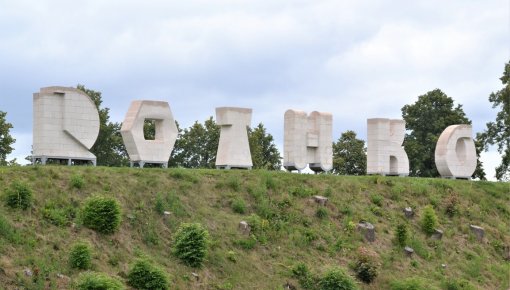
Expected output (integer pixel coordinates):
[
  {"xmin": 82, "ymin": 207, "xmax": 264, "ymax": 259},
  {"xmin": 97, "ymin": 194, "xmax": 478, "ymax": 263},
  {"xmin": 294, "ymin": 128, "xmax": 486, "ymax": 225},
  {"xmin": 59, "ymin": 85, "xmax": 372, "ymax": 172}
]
[{"xmin": 0, "ymin": 166, "xmax": 508, "ymax": 289}]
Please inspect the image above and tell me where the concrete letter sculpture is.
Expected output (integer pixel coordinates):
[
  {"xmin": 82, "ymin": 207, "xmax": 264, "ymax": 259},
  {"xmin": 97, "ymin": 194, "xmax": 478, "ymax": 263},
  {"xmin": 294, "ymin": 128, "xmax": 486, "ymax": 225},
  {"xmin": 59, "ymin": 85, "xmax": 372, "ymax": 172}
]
[
  {"xmin": 435, "ymin": 125, "xmax": 476, "ymax": 179},
  {"xmin": 215, "ymin": 107, "xmax": 253, "ymax": 169},
  {"xmin": 121, "ymin": 101, "xmax": 178, "ymax": 168},
  {"xmin": 284, "ymin": 110, "xmax": 333, "ymax": 172},
  {"xmin": 32, "ymin": 86, "xmax": 100, "ymax": 165},
  {"xmin": 367, "ymin": 118, "xmax": 409, "ymax": 176}
]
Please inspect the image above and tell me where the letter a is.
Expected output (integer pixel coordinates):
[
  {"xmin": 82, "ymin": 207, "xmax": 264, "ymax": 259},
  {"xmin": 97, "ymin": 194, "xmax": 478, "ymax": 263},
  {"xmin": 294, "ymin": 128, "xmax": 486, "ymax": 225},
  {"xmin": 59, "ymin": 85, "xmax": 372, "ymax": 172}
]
[{"xmin": 367, "ymin": 118, "xmax": 409, "ymax": 176}]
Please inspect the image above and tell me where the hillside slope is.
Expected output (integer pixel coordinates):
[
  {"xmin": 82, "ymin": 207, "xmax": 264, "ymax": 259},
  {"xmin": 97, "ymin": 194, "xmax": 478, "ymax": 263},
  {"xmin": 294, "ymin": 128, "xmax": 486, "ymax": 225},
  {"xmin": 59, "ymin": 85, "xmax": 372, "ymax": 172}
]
[{"xmin": 0, "ymin": 166, "xmax": 508, "ymax": 289}]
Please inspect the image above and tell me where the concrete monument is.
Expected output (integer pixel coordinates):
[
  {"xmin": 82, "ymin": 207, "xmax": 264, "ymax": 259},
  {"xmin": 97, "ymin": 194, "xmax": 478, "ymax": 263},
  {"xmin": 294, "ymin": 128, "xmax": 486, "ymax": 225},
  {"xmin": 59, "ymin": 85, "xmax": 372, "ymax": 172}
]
[
  {"xmin": 215, "ymin": 107, "xmax": 253, "ymax": 169},
  {"xmin": 283, "ymin": 110, "xmax": 333, "ymax": 172},
  {"xmin": 367, "ymin": 118, "xmax": 409, "ymax": 176},
  {"xmin": 32, "ymin": 86, "xmax": 100, "ymax": 165},
  {"xmin": 435, "ymin": 125, "xmax": 476, "ymax": 179},
  {"xmin": 120, "ymin": 101, "xmax": 178, "ymax": 168}
]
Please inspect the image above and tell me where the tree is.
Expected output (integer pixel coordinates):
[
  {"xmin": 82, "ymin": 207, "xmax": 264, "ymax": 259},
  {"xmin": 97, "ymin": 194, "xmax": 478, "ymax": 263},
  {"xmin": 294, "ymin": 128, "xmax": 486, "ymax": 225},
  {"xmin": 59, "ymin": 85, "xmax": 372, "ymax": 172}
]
[
  {"xmin": 332, "ymin": 130, "xmax": 366, "ymax": 175},
  {"xmin": 0, "ymin": 111, "xmax": 15, "ymax": 166},
  {"xmin": 401, "ymin": 89, "xmax": 484, "ymax": 178},
  {"xmin": 169, "ymin": 117, "xmax": 220, "ymax": 168},
  {"xmin": 248, "ymin": 123, "xmax": 281, "ymax": 170},
  {"xmin": 77, "ymin": 85, "xmax": 128, "ymax": 167},
  {"xmin": 478, "ymin": 61, "xmax": 510, "ymax": 181}
]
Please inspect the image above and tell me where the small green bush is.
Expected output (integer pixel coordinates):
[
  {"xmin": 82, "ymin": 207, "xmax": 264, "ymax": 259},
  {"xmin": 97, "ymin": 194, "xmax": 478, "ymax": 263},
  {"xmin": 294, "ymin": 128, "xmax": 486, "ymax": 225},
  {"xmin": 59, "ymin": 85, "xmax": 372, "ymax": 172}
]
[
  {"xmin": 442, "ymin": 278, "xmax": 476, "ymax": 290},
  {"xmin": 81, "ymin": 195, "xmax": 122, "ymax": 234},
  {"xmin": 395, "ymin": 223, "xmax": 408, "ymax": 247},
  {"xmin": 69, "ymin": 242, "xmax": 92, "ymax": 270},
  {"xmin": 390, "ymin": 277, "xmax": 429, "ymax": 290},
  {"xmin": 316, "ymin": 207, "xmax": 328, "ymax": 219},
  {"xmin": 291, "ymin": 262, "xmax": 317, "ymax": 289},
  {"xmin": 421, "ymin": 205, "xmax": 438, "ymax": 235},
  {"xmin": 70, "ymin": 174, "xmax": 85, "ymax": 189},
  {"xmin": 231, "ymin": 198, "xmax": 247, "ymax": 214},
  {"xmin": 353, "ymin": 246, "xmax": 378, "ymax": 284},
  {"xmin": 154, "ymin": 193, "xmax": 165, "ymax": 215},
  {"xmin": 127, "ymin": 259, "xmax": 169, "ymax": 290},
  {"xmin": 75, "ymin": 272, "xmax": 124, "ymax": 290},
  {"xmin": 444, "ymin": 192, "xmax": 459, "ymax": 217},
  {"xmin": 5, "ymin": 181, "xmax": 32, "ymax": 210},
  {"xmin": 318, "ymin": 267, "xmax": 359, "ymax": 290},
  {"xmin": 172, "ymin": 222, "xmax": 209, "ymax": 267},
  {"xmin": 370, "ymin": 193, "xmax": 383, "ymax": 206}
]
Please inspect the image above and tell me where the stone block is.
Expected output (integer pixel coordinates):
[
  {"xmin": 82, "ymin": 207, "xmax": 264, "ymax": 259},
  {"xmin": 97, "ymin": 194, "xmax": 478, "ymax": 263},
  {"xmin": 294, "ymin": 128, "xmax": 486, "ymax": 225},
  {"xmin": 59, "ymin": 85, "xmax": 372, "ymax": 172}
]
[
  {"xmin": 313, "ymin": 195, "xmax": 328, "ymax": 206},
  {"xmin": 284, "ymin": 110, "xmax": 332, "ymax": 172},
  {"xmin": 404, "ymin": 246, "xmax": 414, "ymax": 257},
  {"xmin": 403, "ymin": 207, "xmax": 414, "ymax": 218},
  {"xmin": 215, "ymin": 107, "xmax": 253, "ymax": 169},
  {"xmin": 469, "ymin": 225, "xmax": 484, "ymax": 241},
  {"xmin": 357, "ymin": 221, "xmax": 375, "ymax": 242},
  {"xmin": 366, "ymin": 118, "xmax": 409, "ymax": 176},
  {"xmin": 120, "ymin": 100, "xmax": 178, "ymax": 167},
  {"xmin": 435, "ymin": 125, "xmax": 477, "ymax": 179},
  {"xmin": 238, "ymin": 221, "xmax": 251, "ymax": 235},
  {"xmin": 431, "ymin": 229, "xmax": 443, "ymax": 240}
]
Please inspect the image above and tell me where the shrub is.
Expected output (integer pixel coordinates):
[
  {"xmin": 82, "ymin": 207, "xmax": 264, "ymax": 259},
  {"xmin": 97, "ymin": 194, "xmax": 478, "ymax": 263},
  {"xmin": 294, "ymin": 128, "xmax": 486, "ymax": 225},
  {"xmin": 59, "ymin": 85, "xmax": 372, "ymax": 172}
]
[
  {"xmin": 421, "ymin": 205, "xmax": 438, "ymax": 235},
  {"xmin": 444, "ymin": 192, "xmax": 459, "ymax": 217},
  {"xmin": 75, "ymin": 272, "xmax": 124, "ymax": 290},
  {"xmin": 318, "ymin": 267, "xmax": 359, "ymax": 290},
  {"xmin": 353, "ymin": 246, "xmax": 378, "ymax": 284},
  {"xmin": 316, "ymin": 207, "xmax": 328, "ymax": 219},
  {"xmin": 442, "ymin": 278, "xmax": 476, "ymax": 290},
  {"xmin": 5, "ymin": 181, "xmax": 32, "ymax": 210},
  {"xmin": 172, "ymin": 222, "xmax": 209, "ymax": 267},
  {"xmin": 127, "ymin": 259, "xmax": 169, "ymax": 290},
  {"xmin": 231, "ymin": 198, "xmax": 247, "ymax": 214},
  {"xmin": 395, "ymin": 223, "xmax": 408, "ymax": 247},
  {"xmin": 154, "ymin": 193, "xmax": 165, "ymax": 215},
  {"xmin": 69, "ymin": 242, "xmax": 92, "ymax": 270},
  {"xmin": 390, "ymin": 277, "xmax": 429, "ymax": 290},
  {"xmin": 291, "ymin": 262, "xmax": 317, "ymax": 289},
  {"xmin": 370, "ymin": 193, "xmax": 383, "ymax": 206},
  {"xmin": 81, "ymin": 195, "xmax": 122, "ymax": 234},
  {"xmin": 70, "ymin": 174, "xmax": 85, "ymax": 189}
]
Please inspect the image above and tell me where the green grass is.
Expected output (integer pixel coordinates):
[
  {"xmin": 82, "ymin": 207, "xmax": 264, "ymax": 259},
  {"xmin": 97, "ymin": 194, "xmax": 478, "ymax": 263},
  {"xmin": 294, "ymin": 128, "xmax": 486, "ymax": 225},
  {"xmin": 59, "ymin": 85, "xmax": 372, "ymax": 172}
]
[{"xmin": 0, "ymin": 166, "xmax": 508, "ymax": 289}]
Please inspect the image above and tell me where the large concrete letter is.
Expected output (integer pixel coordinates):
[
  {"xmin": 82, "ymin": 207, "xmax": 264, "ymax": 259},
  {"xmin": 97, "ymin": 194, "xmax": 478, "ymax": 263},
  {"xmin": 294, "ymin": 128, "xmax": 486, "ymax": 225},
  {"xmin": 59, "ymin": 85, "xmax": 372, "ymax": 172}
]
[
  {"xmin": 215, "ymin": 107, "xmax": 253, "ymax": 169},
  {"xmin": 33, "ymin": 86, "xmax": 100, "ymax": 165},
  {"xmin": 435, "ymin": 125, "xmax": 476, "ymax": 179},
  {"xmin": 284, "ymin": 110, "xmax": 333, "ymax": 172},
  {"xmin": 367, "ymin": 118, "xmax": 409, "ymax": 176},
  {"xmin": 121, "ymin": 101, "xmax": 177, "ymax": 168}
]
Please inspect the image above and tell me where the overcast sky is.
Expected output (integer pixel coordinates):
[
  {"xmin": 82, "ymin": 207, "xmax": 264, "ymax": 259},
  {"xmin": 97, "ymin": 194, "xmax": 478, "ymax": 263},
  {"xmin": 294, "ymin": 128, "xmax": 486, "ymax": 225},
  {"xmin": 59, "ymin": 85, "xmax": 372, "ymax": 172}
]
[{"xmin": 0, "ymin": 0, "xmax": 508, "ymax": 179}]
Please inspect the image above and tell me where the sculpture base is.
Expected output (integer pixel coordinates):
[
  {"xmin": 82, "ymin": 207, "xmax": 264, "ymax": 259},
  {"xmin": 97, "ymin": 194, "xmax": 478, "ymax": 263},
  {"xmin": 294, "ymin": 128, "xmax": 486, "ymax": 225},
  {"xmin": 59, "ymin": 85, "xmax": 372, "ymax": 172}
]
[
  {"xmin": 32, "ymin": 155, "xmax": 96, "ymax": 166},
  {"xmin": 367, "ymin": 172, "xmax": 408, "ymax": 177},
  {"xmin": 441, "ymin": 176, "xmax": 471, "ymax": 180},
  {"xmin": 130, "ymin": 161, "xmax": 168, "ymax": 168},
  {"xmin": 216, "ymin": 165, "xmax": 252, "ymax": 170}
]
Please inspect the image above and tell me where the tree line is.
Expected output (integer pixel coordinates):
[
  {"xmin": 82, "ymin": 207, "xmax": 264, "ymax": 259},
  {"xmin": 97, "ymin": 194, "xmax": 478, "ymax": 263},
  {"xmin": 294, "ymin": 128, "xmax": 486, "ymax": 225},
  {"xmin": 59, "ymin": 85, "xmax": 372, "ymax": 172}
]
[{"xmin": 0, "ymin": 61, "xmax": 508, "ymax": 181}]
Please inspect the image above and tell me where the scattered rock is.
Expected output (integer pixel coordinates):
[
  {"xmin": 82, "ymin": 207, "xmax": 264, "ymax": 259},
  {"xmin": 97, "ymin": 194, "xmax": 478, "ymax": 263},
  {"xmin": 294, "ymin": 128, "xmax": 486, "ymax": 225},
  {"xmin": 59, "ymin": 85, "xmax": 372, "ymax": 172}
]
[
  {"xmin": 191, "ymin": 272, "xmax": 199, "ymax": 281},
  {"xmin": 469, "ymin": 225, "xmax": 484, "ymax": 241},
  {"xmin": 357, "ymin": 221, "xmax": 375, "ymax": 242},
  {"xmin": 441, "ymin": 263, "xmax": 447, "ymax": 268},
  {"xmin": 504, "ymin": 245, "xmax": 510, "ymax": 261},
  {"xmin": 431, "ymin": 229, "xmax": 443, "ymax": 240},
  {"xmin": 283, "ymin": 282, "xmax": 297, "ymax": 290},
  {"xmin": 403, "ymin": 207, "xmax": 414, "ymax": 218},
  {"xmin": 163, "ymin": 211, "xmax": 171, "ymax": 216},
  {"xmin": 239, "ymin": 221, "xmax": 251, "ymax": 235},
  {"xmin": 23, "ymin": 268, "xmax": 33, "ymax": 277},
  {"xmin": 313, "ymin": 195, "xmax": 328, "ymax": 206},
  {"xmin": 404, "ymin": 246, "xmax": 414, "ymax": 257}
]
